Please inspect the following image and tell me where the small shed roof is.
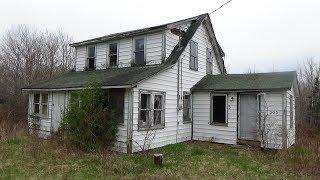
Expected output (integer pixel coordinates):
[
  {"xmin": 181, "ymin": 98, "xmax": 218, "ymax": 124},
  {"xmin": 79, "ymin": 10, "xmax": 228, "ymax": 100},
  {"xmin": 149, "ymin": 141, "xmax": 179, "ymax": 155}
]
[{"xmin": 191, "ymin": 71, "xmax": 298, "ymax": 92}]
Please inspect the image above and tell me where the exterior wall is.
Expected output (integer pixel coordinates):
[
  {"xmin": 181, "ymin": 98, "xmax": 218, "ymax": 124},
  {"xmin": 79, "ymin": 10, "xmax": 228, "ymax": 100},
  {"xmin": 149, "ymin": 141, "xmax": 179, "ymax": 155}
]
[
  {"xmin": 193, "ymin": 92, "xmax": 237, "ymax": 144},
  {"xmin": 75, "ymin": 32, "xmax": 164, "ymax": 71},
  {"xmin": 286, "ymin": 87, "xmax": 296, "ymax": 147},
  {"xmin": 131, "ymin": 23, "xmax": 222, "ymax": 152},
  {"xmin": 261, "ymin": 92, "xmax": 285, "ymax": 149},
  {"xmin": 28, "ymin": 90, "xmax": 129, "ymax": 153}
]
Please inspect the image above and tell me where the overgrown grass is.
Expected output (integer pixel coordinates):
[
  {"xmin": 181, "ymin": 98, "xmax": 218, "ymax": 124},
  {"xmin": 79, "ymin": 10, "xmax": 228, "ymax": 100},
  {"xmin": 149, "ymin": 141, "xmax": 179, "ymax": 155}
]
[{"xmin": 0, "ymin": 119, "xmax": 319, "ymax": 179}]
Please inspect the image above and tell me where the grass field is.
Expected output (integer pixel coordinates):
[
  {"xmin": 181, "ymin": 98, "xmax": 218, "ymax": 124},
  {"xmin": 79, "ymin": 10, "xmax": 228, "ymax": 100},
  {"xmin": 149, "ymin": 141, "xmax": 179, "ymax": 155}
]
[{"xmin": 0, "ymin": 125, "xmax": 319, "ymax": 179}]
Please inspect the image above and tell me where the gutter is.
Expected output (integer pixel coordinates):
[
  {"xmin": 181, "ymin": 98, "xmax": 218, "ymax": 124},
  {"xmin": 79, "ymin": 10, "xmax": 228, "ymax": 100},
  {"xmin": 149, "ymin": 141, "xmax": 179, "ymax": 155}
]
[{"xmin": 22, "ymin": 85, "xmax": 133, "ymax": 92}]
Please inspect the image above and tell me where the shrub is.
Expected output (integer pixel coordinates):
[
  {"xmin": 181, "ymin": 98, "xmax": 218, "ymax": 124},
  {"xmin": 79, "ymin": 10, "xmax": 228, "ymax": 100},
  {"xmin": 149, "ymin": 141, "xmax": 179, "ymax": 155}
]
[{"xmin": 60, "ymin": 78, "xmax": 119, "ymax": 151}]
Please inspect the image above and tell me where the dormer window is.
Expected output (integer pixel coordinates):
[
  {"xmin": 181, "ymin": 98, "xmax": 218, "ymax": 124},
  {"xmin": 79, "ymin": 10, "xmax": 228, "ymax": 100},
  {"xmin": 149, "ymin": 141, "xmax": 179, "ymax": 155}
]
[
  {"xmin": 134, "ymin": 38, "xmax": 145, "ymax": 66},
  {"xmin": 87, "ymin": 46, "xmax": 95, "ymax": 70},
  {"xmin": 109, "ymin": 43, "xmax": 118, "ymax": 67}
]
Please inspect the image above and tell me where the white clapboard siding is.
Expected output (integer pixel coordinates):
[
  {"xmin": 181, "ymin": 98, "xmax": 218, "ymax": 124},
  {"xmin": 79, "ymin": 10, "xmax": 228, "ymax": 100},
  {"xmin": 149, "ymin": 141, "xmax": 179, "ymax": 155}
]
[
  {"xmin": 75, "ymin": 46, "xmax": 87, "ymax": 71},
  {"xmin": 131, "ymin": 22, "xmax": 223, "ymax": 152},
  {"xmin": 193, "ymin": 92, "xmax": 237, "ymax": 145},
  {"xmin": 28, "ymin": 90, "xmax": 128, "ymax": 153},
  {"xmin": 263, "ymin": 92, "xmax": 285, "ymax": 149},
  {"xmin": 75, "ymin": 33, "xmax": 164, "ymax": 71},
  {"xmin": 286, "ymin": 87, "xmax": 295, "ymax": 147}
]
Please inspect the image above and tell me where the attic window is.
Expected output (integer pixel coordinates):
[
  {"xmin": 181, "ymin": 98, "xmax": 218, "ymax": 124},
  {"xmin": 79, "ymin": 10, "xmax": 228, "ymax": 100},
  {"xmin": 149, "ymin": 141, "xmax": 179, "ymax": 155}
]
[
  {"xmin": 87, "ymin": 46, "xmax": 95, "ymax": 70},
  {"xmin": 206, "ymin": 48, "xmax": 213, "ymax": 74},
  {"xmin": 109, "ymin": 43, "xmax": 118, "ymax": 67},
  {"xmin": 189, "ymin": 40, "xmax": 198, "ymax": 71},
  {"xmin": 134, "ymin": 38, "xmax": 145, "ymax": 66}
]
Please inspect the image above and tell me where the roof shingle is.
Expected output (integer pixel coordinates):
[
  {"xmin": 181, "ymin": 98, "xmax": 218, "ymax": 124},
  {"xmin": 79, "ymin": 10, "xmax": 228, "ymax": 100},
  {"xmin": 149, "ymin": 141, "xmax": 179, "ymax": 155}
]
[{"xmin": 191, "ymin": 71, "xmax": 297, "ymax": 91}]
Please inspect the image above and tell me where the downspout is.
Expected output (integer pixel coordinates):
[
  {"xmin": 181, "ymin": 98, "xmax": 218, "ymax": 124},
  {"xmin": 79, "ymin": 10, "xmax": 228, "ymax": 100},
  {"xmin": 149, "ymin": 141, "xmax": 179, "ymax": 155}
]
[{"xmin": 176, "ymin": 27, "xmax": 182, "ymax": 143}]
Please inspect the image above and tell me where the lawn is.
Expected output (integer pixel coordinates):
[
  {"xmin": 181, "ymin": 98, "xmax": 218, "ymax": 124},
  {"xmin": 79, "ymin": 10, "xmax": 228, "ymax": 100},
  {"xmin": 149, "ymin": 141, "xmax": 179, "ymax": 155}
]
[{"xmin": 0, "ymin": 129, "xmax": 319, "ymax": 179}]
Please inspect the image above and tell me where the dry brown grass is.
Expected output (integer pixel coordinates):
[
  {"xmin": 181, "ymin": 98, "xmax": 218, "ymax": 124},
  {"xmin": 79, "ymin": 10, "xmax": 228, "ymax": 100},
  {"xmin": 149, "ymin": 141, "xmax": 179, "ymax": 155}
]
[{"xmin": 0, "ymin": 106, "xmax": 27, "ymax": 141}]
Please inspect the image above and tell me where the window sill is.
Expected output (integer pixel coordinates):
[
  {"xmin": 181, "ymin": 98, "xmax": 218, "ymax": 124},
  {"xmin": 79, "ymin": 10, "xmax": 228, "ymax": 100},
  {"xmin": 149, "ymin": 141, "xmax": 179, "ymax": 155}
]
[
  {"xmin": 137, "ymin": 126, "xmax": 165, "ymax": 131},
  {"xmin": 183, "ymin": 121, "xmax": 192, "ymax": 124},
  {"xmin": 210, "ymin": 122, "xmax": 228, "ymax": 127},
  {"xmin": 189, "ymin": 68, "xmax": 198, "ymax": 71}
]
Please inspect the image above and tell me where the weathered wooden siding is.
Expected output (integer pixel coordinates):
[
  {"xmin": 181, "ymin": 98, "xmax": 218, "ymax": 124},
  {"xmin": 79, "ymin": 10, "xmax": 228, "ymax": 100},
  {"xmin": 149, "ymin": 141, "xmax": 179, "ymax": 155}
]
[
  {"xmin": 28, "ymin": 90, "xmax": 128, "ymax": 153},
  {"xmin": 263, "ymin": 92, "xmax": 284, "ymax": 149},
  {"xmin": 75, "ymin": 32, "xmax": 164, "ymax": 71},
  {"xmin": 131, "ymin": 23, "xmax": 222, "ymax": 152},
  {"xmin": 193, "ymin": 92, "xmax": 237, "ymax": 144},
  {"xmin": 286, "ymin": 87, "xmax": 295, "ymax": 147}
]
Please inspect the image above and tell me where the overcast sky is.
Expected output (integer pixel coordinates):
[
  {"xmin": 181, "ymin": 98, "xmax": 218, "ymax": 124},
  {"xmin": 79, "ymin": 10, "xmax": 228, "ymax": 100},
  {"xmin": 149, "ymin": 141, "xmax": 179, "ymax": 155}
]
[{"xmin": 1, "ymin": 0, "xmax": 319, "ymax": 73}]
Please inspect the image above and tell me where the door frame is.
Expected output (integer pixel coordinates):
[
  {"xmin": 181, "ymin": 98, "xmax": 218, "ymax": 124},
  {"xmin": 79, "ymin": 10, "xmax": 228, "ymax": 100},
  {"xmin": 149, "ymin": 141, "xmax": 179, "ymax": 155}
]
[{"xmin": 237, "ymin": 92, "xmax": 259, "ymax": 141}]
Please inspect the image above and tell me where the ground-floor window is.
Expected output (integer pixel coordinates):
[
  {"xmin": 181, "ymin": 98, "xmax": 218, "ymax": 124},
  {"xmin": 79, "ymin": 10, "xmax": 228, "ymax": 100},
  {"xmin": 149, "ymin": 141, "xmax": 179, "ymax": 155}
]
[
  {"xmin": 139, "ymin": 90, "xmax": 165, "ymax": 130},
  {"xmin": 33, "ymin": 93, "xmax": 49, "ymax": 117},
  {"xmin": 211, "ymin": 94, "xmax": 227, "ymax": 124},
  {"xmin": 183, "ymin": 92, "xmax": 191, "ymax": 123}
]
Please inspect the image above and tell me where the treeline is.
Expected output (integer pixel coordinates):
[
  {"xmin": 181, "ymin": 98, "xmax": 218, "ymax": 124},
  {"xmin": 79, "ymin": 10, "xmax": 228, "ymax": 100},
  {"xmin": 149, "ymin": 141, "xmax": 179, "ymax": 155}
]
[
  {"xmin": 297, "ymin": 59, "xmax": 320, "ymax": 128},
  {"xmin": 0, "ymin": 25, "xmax": 75, "ymax": 120}
]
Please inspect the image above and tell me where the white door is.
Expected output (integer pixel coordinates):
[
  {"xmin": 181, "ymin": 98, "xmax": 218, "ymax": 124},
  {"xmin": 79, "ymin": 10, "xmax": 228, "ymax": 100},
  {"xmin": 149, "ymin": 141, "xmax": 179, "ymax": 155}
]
[
  {"xmin": 51, "ymin": 93, "xmax": 66, "ymax": 132},
  {"xmin": 239, "ymin": 94, "xmax": 258, "ymax": 140}
]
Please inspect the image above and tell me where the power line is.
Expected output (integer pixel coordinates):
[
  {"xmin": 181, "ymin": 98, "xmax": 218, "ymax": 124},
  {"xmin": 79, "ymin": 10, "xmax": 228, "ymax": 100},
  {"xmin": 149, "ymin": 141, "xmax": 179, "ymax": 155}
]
[{"xmin": 209, "ymin": 0, "xmax": 233, "ymax": 14}]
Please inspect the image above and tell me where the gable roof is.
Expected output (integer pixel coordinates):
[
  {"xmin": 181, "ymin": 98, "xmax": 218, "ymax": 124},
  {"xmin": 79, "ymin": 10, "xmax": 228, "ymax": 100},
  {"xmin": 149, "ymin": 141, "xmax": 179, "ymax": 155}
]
[
  {"xmin": 23, "ymin": 14, "xmax": 207, "ymax": 91},
  {"xmin": 191, "ymin": 71, "xmax": 298, "ymax": 92}
]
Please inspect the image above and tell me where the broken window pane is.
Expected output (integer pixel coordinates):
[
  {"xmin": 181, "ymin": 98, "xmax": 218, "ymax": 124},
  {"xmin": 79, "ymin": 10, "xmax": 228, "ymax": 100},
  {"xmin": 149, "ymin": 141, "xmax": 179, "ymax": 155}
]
[
  {"xmin": 212, "ymin": 95, "xmax": 226, "ymax": 123},
  {"xmin": 154, "ymin": 95, "xmax": 162, "ymax": 109},
  {"xmin": 154, "ymin": 110, "xmax": 162, "ymax": 125},
  {"xmin": 109, "ymin": 43, "xmax": 117, "ymax": 67},
  {"xmin": 141, "ymin": 94, "xmax": 150, "ymax": 109},
  {"xmin": 140, "ymin": 110, "xmax": 149, "ymax": 123},
  {"xmin": 34, "ymin": 94, "xmax": 40, "ymax": 103},
  {"xmin": 34, "ymin": 104, "xmax": 39, "ymax": 114}
]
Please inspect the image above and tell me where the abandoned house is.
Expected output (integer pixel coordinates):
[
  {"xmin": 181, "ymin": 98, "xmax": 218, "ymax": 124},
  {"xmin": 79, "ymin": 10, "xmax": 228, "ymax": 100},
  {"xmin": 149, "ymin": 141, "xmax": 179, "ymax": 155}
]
[{"xmin": 23, "ymin": 14, "xmax": 298, "ymax": 153}]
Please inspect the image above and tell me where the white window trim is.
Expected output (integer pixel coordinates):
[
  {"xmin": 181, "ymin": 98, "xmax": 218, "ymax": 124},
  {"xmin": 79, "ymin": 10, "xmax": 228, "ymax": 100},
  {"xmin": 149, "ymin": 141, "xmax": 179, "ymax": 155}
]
[
  {"xmin": 210, "ymin": 93, "xmax": 228, "ymax": 126},
  {"xmin": 108, "ymin": 42, "xmax": 119, "ymax": 67},
  {"xmin": 133, "ymin": 36, "xmax": 146, "ymax": 65},
  {"xmin": 33, "ymin": 93, "xmax": 49, "ymax": 118},
  {"xmin": 86, "ymin": 45, "xmax": 96, "ymax": 70},
  {"xmin": 138, "ymin": 89, "xmax": 166, "ymax": 131}
]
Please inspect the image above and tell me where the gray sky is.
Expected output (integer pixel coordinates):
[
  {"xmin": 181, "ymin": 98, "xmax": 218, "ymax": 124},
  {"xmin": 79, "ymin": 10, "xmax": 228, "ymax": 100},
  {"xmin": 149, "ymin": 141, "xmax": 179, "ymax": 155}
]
[{"xmin": 1, "ymin": 0, "xmax": 319, "ymax": 73}]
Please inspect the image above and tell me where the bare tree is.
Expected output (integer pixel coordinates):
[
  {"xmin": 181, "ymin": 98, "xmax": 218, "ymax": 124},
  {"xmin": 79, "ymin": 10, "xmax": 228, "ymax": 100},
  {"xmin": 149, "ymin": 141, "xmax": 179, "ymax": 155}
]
[
  {"xmin": 297, "ymin": 58, "xmax": 320, "ymax": 127},
  {"xmin": 0, "ymin": 25, "xmax": 75, "ymax": 121}
]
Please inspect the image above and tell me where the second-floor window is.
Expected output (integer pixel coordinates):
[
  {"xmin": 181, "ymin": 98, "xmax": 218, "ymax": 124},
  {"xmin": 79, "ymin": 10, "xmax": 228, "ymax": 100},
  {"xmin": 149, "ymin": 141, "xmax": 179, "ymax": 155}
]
[
  {"xmin": 206, "ymin": 48, "xmax": 213, "ymax": 74},
  {"xmin": 189, "ymin": 40, "xmax": 198, "ymax": 71},
  {"xmin": 87, "ymin": 46, "xmax": 95, "ymax": 70},
  {"xmin": 134, "ymin": 38, "xmax": 145, "ymax": 66},
  {"xmin": 109, "ymin": 43, "xmax": 118, "ymax": 67}
]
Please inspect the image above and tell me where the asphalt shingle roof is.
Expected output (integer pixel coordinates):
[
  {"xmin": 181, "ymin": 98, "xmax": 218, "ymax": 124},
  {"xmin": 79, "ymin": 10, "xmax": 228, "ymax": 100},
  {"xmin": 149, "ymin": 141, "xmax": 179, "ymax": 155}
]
[
  {"xmin": 23, "ymin": 14, "xmax": 206, "ymax": 90},
  {"xmin": 191, "ymin": 71, "xmax": 297, "ymax": 91}
]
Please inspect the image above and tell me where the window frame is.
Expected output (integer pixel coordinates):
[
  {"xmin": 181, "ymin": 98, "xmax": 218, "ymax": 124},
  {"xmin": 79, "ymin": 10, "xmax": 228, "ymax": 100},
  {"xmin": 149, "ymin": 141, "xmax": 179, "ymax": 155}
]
[
  {"xmin": 210, "ymin": 93, "xmax": 228, "ymax": 126},
  {"xmin": 108, "ymin": 42, "xmax": 118, "ymax": 67},
  {"xmin": 86, "ymin": 45, "xmax": 96, "ymax": 70},
  {"xmin": 138, "ymin": 89, "xmax": 166, "ymax": 130},
  {"xmin": 33, "ymin": 93, "xmax": 49, "ymax": 118},
  {"xmin": 189, "ymin": 40, "xmax": 198, "ymax": 71},
  {"xmin": 133, "ymin": 37, "xmax": 146, "ymax": 66},
  {"xmin": 289, "ymin": 94, "xmax": 294, "ymax": 129},
  {"xmin": 206, "ymin": 48, "xmax": 213, "ymax": 74},
  {"xmin": 183, "ymin": 92, "xmax": 192, "ymax": 123}
]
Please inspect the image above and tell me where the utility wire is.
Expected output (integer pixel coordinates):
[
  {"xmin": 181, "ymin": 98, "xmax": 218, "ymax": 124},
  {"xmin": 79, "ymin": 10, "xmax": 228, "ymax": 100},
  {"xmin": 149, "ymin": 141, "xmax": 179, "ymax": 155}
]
[{"xmin": 209, "ymin": 0, "xmax": 233, "ymax": 14}]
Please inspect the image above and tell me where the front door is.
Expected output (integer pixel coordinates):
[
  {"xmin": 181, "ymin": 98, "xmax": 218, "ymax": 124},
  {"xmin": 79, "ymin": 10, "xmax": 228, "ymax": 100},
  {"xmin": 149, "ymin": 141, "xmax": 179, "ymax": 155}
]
[{"xmin": 239, "ymin": 94, "xmax": 258, "ymax": 140}]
